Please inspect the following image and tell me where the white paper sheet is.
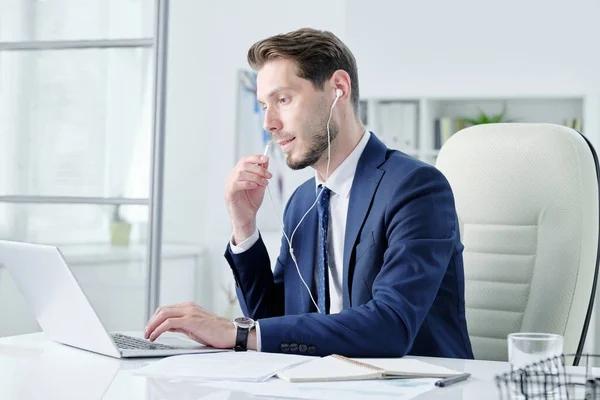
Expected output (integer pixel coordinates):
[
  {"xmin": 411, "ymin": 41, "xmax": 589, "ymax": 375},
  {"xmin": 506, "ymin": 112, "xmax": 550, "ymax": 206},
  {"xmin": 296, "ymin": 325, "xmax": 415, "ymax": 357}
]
[{"xmin": 134, "ymin": 351, "xmax": 315, "ymax": 382}]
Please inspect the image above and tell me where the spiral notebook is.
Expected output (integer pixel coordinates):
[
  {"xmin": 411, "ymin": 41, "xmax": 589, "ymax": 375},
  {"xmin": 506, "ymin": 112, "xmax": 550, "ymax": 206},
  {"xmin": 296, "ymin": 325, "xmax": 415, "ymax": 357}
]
[{"xmin": 276, "ymin": 354, "xmax": 463, "ymax": 383}]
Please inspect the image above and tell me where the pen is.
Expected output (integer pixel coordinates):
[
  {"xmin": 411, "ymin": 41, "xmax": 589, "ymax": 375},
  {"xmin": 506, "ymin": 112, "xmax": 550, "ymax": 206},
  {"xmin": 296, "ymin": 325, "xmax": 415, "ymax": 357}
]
[{"xmin": 435, "ymin": 372, "xmax": 471, "ymax": 387}]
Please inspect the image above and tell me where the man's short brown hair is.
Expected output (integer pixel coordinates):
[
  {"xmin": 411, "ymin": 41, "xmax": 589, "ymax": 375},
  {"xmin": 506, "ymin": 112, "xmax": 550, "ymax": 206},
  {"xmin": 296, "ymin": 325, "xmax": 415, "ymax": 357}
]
[{"xmin": 247, "ymin": 28, "xmax": 360, "ymax": 115}]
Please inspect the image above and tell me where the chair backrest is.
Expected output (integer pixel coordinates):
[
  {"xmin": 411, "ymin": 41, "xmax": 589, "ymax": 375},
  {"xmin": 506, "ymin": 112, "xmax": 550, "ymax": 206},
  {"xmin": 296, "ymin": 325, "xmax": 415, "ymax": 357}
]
[{"xmin": 436, "ymin": 123, "xmax": 600, "ymax": 363}]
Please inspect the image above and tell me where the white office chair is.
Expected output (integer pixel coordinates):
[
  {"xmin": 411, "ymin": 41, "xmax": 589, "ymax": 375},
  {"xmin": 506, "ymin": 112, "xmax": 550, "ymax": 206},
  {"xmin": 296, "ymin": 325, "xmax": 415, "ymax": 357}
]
[{"xmin": 436, "ymin": 123, "xmax": 600, "ymax": 364}]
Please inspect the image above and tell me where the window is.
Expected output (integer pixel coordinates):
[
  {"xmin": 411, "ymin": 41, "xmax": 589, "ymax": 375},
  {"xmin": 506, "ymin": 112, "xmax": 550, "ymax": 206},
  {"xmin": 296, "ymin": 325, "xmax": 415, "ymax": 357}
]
[{"xmin": 0, "ymin": 0, "xmax": 154, "ymax": 244}]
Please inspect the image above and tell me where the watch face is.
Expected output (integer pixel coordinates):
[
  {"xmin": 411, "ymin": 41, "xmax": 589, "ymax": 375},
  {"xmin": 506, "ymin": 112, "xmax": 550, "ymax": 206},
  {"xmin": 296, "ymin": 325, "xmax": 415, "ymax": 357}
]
[{"xmin": 234, "ymin": 317, "xmax": 255, "ymax": 328}]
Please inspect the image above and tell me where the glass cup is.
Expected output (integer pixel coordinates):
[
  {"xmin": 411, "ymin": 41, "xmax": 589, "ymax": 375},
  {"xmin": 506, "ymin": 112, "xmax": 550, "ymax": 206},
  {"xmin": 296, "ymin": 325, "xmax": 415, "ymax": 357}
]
[
  {"xmin": 508, "ymin": 332, "xmax": 564, "ymax": 371},
  {"xmin": 508, "ymin": 333, "xmax": 564, "ymax": 398}
]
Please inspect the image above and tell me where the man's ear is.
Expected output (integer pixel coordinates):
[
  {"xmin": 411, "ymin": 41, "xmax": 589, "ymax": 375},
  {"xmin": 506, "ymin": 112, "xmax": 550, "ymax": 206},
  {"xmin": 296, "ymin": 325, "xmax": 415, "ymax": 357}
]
[{"xmin": 330, "ymin": 69, "xmax": 351, "ymax": 101}]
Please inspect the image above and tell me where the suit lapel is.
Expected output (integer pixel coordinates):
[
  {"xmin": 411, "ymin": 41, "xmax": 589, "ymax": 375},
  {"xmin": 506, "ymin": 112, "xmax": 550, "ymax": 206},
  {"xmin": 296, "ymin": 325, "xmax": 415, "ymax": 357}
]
[{"xmin": 342, "ymin": 134, "xmax": 387, "ymax": 308}]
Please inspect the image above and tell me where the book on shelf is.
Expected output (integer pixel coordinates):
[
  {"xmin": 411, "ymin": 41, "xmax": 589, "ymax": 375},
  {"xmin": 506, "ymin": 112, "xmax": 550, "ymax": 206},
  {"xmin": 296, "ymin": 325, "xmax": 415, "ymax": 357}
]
[
  {"xmin": 563, "ymin": 118, "xmax": 583, "ymax": 132},
  {"xmin": 434, "ymin": 117, "xmax": 471, "ymax": 149},
  {"xmin": 454, "ymin": 118, "xmax": 469, "ymax": 134},
  {"xmin": 276, "ymin": 354, "xmax": 462, "ymax": 383},
  {"xmin": 434, "ymin": 117, "xmax": 454, "ymax": 149},
  {"xmin": 376, "ymin": 101, "xmax": 418, "ymax": 150}
]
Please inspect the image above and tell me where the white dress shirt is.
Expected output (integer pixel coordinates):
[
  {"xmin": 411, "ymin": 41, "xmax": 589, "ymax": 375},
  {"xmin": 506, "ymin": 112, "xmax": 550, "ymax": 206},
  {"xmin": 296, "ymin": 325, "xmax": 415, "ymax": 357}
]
[{"xmin": 230, "ymin": 130, "xmax": 371, "ymax": 350}]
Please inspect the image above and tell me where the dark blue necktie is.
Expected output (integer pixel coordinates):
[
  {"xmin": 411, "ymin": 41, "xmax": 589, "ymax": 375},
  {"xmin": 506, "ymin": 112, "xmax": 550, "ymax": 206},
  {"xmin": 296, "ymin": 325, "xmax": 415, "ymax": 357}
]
[{"xmin": 317, "ymin": 185, "xmax": 331, "ymax": 315}]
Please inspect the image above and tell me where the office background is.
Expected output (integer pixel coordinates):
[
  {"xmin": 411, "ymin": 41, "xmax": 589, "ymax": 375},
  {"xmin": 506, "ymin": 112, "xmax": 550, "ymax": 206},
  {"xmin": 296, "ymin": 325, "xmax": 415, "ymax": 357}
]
[{"xmin": 0, "ymin": 0, "xmax": 599, "ymax": 355}]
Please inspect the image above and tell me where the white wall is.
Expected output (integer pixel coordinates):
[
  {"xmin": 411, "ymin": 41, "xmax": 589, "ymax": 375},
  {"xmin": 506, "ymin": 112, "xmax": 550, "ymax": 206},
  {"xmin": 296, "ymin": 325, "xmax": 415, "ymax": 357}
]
[
  {"xmin": 345, "ymin": 0, "xmax": 600, "ymax": 98},
  {"xmin": 164, "ymin": 0, "xmax": 600, "ymax": 314}
]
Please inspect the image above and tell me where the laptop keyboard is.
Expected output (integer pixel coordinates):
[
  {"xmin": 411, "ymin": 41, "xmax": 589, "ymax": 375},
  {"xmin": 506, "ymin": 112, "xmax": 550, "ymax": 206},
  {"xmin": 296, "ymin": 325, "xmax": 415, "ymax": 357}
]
[{"xmin": 111, "ymin": 333, "xmax": 178, "ymax": 350}]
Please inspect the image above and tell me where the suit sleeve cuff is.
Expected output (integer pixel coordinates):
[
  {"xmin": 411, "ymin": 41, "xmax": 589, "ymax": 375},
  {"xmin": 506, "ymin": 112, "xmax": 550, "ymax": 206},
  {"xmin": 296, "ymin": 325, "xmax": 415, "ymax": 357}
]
[
  {"xmin": 255, "ymin": 321, "xmax": 262, "ymax": 352},
  {"xmin": 230, "ymin": 229, "xmax": 260, "ymax": 254}
]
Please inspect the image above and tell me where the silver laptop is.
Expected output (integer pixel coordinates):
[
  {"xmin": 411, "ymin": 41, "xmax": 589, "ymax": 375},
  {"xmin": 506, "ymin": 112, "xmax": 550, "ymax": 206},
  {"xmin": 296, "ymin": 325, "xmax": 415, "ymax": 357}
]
[{"xmin": 0, "ymin": 240, "xmax": 229, "ymax": 358}]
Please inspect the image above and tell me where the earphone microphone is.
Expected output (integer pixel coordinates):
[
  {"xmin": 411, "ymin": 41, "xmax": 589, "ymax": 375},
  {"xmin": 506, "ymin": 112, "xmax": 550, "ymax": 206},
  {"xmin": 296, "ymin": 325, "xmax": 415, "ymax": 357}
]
[{"xmin": 262, "ymin": 88, "xmax": 342, "ymax": 315}]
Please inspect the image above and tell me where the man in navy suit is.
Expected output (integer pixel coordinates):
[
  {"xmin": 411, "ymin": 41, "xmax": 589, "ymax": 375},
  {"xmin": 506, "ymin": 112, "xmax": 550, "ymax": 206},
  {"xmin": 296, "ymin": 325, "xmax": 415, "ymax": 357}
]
[{"xmin": 145, "ymin": 28, "xmax": 473, "ymax": 359}]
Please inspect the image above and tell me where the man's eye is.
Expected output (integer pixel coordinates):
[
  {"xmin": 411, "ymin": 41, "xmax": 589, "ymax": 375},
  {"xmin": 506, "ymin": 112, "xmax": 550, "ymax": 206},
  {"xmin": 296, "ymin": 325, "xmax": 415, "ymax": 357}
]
[{"xmin": 279, "ymin": 97, "xmax": 290, "ymax": 104}]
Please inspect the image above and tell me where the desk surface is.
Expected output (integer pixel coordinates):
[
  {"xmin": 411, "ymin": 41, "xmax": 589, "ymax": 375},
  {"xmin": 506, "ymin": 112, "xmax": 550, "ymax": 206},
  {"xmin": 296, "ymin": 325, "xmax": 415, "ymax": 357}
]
[{"xmin": 0, "ymin": 333, "xmax": 508, "ymax": 400}]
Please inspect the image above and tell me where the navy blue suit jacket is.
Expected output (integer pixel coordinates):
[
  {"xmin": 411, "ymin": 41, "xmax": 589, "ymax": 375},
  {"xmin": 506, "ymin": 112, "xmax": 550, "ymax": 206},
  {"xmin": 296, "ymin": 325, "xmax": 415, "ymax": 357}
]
[{"xmin": 225, "ymin": 133, "xmax": 473, "ymax": 359}]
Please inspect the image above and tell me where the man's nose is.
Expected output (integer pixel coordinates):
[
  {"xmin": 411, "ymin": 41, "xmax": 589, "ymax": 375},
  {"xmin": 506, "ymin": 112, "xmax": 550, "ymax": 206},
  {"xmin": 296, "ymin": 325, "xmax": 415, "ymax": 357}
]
[{"xmin": 263, "ymin": 109, "xmax": 283, "ymax": 133}]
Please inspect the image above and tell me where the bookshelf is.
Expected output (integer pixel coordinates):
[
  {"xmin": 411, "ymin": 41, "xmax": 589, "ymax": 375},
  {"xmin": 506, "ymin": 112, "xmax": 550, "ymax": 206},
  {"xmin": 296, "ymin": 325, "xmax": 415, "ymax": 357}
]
[{"xmin": 359, "ymin": 95, "xmax": 599, "ymax": 166}]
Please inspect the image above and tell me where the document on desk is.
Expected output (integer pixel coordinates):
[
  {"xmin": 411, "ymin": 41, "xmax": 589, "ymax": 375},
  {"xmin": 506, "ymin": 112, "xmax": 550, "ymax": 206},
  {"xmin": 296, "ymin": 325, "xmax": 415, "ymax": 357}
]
[
  {"xmin": 277, "ymin": 354, "xmax": 462, "ymax": 382},
  {"xmin": 201, "ymin": 377, "xmax": 439, "ymax": 400},
  {"xmin": 134, "ymin": 351, "xmax": 315, "ymax": 382}
]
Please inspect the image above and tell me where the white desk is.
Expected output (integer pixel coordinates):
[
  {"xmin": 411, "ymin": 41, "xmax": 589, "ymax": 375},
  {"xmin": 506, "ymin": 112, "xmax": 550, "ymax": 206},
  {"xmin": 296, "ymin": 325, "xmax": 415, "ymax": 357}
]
[{"xmin": 0, "ymin": 333, "xmax": 510, "ymax": 400}]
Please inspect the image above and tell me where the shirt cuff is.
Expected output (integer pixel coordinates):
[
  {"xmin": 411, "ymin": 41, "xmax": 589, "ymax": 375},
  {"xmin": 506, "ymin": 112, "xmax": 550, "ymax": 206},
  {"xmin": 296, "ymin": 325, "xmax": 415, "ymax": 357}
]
[
  {"xmin": 230, "ymin": 229, "xmax": 260, "ymax": 254},
  {"xmin": 255, "ymin": 321, "xmax": 262, "ymax": 352}
]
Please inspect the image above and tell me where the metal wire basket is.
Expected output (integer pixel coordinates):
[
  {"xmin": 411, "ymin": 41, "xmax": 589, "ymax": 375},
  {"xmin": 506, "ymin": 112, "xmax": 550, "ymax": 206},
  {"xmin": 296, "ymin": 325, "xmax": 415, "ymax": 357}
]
[{"xmin": 495, "ymin": 354, "xmax": 600, "ymax": 399}]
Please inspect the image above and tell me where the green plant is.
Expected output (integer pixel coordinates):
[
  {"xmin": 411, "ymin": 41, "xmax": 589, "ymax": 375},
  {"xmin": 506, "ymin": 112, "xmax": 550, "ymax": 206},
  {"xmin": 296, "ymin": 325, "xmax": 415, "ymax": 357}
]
[{"xmin": 459, "ymin": 103, "xmax": 510, "ymax": 125}]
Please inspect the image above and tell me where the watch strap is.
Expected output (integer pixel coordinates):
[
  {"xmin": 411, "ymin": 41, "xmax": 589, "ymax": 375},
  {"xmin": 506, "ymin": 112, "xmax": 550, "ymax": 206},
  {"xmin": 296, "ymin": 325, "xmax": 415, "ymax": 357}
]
[{"xmin": 234, "ymin": 326, "xmax": 250, "ymax": 351}]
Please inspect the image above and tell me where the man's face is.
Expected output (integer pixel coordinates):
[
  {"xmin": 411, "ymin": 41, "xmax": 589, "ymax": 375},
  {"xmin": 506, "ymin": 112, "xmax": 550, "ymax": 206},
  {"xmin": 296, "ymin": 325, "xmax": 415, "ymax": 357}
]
[{"xmin": 256, "ymin": 59, "xmax": 338, "ymax": 170}]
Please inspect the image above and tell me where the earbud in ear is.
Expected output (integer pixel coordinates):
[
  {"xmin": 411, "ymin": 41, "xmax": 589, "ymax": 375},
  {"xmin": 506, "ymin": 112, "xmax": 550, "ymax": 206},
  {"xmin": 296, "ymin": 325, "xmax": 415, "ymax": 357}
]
[{"xmin": 335, "ymin": 89, "xmax": 343, "ymax": 98}]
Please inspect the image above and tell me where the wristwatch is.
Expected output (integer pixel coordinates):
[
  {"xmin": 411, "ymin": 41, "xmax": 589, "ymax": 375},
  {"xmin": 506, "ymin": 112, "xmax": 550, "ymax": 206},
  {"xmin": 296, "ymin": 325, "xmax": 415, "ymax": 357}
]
[{"xmin": 232, "ymin": 316, "xmax": 256, "ymax": 351}]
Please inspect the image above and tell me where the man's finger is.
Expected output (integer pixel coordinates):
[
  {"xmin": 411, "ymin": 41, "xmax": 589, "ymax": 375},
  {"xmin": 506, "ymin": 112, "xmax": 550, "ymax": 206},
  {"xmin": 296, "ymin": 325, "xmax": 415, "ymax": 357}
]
[
  {"xmin": 232, "ymin": 181, "xmax": 259, "ymax": 191},
  {"xmin": 149, "ymin": 302, "xmax": 195, "ymax": 320},
  {"xmin": 236, "ymin": 170, "xmax": 269, "ymax": 186},
  {"xmin": 149, "ymin": 317, "xmax": 185, "ymax": 342},
  {"xmin": 173, "ymin": 301, "xmax": 195, "ymax": 308},
  {"xmin": 242, "ymin": 162, "xmax": 273, "ymax": 179},
  {"xmin": 145, "ymin": 308, "xmax": 187, "ymax": 339},
  {"xmin": 239, "ymin": 155, "xmax": 268, "ymax": 167}
]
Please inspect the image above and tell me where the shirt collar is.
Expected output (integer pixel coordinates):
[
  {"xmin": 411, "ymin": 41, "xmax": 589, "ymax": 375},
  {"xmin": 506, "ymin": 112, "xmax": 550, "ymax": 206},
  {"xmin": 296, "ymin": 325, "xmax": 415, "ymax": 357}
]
[{"xmin": 315, "ymin": 130, "xmax": 371, "ymax": 198}]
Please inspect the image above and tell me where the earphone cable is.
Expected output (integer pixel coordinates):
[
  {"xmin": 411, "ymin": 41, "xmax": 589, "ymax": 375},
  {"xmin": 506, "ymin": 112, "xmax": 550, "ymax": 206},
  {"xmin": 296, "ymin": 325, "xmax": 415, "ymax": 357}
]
[{"xmin": 262, "ymin": 92, "xmax": 340, "ymax": 314}]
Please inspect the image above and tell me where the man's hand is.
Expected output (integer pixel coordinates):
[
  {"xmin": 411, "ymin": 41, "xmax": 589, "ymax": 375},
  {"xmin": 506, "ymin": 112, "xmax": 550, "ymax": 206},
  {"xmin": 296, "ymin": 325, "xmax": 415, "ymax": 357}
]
[
  {"xmin": 224, "ymin": 155, "xmax": 272, "ymax": 244},
  {"xmin": 144, "ymin": 301, "xmax": 256, "ymax": 350}
]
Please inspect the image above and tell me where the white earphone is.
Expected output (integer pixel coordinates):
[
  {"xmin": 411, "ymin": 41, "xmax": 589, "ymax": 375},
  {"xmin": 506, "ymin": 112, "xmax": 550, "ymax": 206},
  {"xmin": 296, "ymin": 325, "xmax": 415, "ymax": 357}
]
[{"xmin": 262, "ymin": 87, "xmax": 343, "ymax": 314}]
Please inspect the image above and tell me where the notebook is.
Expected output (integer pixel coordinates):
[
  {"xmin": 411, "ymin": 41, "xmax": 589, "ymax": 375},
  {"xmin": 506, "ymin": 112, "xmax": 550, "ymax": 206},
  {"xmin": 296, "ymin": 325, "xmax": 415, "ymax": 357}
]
[{"xmin": 276, "ymin": 354, "xmax": 463, "ymax": 383}]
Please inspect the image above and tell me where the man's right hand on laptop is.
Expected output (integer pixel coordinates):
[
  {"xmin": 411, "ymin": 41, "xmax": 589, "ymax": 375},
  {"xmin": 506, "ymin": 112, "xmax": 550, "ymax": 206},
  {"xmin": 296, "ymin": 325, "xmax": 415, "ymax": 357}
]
[{"xmin": 144, "ymin": 301, "xmax": 257, "ymax": 350}]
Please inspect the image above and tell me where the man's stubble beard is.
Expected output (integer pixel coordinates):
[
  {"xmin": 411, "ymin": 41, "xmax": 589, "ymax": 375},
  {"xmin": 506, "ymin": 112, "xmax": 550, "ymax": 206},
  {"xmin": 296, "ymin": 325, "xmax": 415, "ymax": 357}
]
[{"xmin": 286, "ymin": 103, "xmax": 339, "ymax": 171}]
